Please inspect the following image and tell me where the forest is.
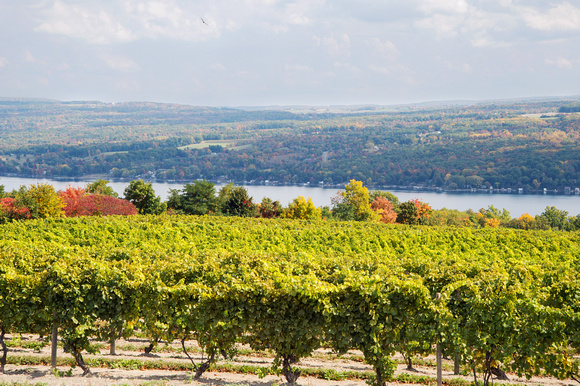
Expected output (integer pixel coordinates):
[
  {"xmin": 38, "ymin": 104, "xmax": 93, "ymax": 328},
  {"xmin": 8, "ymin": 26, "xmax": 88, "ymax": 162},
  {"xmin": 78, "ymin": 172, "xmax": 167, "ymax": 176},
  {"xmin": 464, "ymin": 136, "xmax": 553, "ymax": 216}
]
[{"xmin": 0, "ymin": 98, "xmax": 580, "ymax": 192}]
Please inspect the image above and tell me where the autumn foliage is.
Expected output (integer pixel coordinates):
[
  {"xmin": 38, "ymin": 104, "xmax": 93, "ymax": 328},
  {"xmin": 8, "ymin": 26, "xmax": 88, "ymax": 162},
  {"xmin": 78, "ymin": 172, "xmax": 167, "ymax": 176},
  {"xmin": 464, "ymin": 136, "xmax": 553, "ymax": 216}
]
[
  {"xmin": 0, "ymin": 197, "xmax": 32, "ymax": 221},
  {"xmin": 370, "ymin": 197, "xmax": 397, "ymax": 224},
  {"xmin": 59, "ymin": 186, "xmax": 137, "ymax": 217}
]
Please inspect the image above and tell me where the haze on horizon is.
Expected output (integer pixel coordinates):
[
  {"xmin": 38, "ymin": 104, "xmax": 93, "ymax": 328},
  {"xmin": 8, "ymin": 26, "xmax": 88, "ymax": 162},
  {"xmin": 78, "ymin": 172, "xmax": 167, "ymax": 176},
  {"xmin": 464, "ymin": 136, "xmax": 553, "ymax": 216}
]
[{"xmin": 1, "ymin": 1, "xmax": 579, "ymax": 107}]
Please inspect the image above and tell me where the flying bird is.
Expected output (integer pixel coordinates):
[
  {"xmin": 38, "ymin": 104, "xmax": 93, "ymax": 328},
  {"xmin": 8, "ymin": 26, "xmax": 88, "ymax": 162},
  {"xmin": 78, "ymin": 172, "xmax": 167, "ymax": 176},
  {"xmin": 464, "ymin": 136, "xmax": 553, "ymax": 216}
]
[{"xmin": 201, "ymin": 18, "xmax": 208, "ymax": 26}]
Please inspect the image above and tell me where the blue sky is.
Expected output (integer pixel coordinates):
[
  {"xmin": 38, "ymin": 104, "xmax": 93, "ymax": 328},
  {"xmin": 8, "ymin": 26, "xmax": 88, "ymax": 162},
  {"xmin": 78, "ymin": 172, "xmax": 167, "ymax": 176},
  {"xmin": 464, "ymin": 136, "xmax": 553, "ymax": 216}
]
[{"xmin": 1, "ymin": 0, "xmax": 579, "ymax": 106}]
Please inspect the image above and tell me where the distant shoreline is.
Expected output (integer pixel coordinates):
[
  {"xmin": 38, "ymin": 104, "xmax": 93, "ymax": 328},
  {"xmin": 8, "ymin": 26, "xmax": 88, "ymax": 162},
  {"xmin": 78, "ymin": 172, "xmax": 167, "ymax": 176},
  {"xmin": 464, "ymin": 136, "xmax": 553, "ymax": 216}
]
[{"xmin": 1, "ymin": 173, "xmax": 578, "ymax": 197}]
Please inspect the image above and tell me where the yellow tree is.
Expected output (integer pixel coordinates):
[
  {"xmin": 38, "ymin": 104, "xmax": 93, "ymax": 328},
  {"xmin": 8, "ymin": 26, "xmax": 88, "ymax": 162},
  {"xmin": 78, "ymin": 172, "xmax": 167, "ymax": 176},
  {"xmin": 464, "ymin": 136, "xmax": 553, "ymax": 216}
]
[
  {"xmin": 27, "ymin": 183, "xmax": 65, "ymax": 218},
  {"xmin": 283, "ymin": 196, "xmax": 321, "ymax": 220},
  {"xmin": 342, "ymin": 180, "xmax": 377, "ymax": 221}
]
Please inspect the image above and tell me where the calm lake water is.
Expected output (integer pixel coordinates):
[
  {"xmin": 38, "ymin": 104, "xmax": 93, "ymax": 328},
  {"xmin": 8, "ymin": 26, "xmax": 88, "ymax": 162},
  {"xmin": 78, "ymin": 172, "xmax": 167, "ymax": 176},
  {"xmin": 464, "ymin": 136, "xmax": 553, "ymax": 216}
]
[{"xmin": 1, "ymin": 176, "xmax": 579, "ymax": 217}]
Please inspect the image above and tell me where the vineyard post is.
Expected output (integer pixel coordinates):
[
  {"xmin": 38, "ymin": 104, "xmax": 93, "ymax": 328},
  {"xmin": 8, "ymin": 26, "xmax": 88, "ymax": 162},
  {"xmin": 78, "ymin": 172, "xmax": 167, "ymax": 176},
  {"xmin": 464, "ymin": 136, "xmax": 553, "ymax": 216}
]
[
  {"xmin": 51, "ymin": 314, "xmax": 58, "ymax": 369},
  {"xmin": 454, "ymin": 353, "xmax": 460, "ymax": 375},
  {"xmin": 110, "ymin": 334, "xmax": 116, "ymax": 355},
  {"xmin": 436, "ymin": 292, "xmax": 442, "ymax": 386}
]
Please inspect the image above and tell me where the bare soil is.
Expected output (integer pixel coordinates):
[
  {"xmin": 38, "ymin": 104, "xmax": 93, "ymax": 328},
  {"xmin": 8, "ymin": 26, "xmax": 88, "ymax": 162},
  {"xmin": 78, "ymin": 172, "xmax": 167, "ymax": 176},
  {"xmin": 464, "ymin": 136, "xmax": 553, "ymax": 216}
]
[{"xmin": 1, "ymin": 335, "xmax": 577, "ymax": 386}]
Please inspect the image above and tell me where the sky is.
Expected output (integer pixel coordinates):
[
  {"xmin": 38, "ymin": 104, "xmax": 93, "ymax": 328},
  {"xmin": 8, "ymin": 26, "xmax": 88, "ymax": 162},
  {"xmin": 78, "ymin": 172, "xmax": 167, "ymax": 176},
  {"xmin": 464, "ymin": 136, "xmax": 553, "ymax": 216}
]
[{"xmin": 1, "ymin": 0, "xmax": 579, "ymax": 107}]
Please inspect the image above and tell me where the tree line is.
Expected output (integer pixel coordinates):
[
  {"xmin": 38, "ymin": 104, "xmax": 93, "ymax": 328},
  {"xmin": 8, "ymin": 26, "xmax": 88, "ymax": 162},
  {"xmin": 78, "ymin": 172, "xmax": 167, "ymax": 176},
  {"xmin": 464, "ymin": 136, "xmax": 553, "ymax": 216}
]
[{"xmin": 1, "ymin": 179, "xmax": 578, "ymax": 231}]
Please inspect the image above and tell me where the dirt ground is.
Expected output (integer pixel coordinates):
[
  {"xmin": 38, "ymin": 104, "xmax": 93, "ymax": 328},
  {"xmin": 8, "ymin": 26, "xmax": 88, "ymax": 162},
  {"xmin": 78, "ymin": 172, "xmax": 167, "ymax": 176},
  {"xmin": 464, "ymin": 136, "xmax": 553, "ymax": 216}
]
[{"xmin": 1, "ymin": 335, "xmax": 578, "ymax": 386}]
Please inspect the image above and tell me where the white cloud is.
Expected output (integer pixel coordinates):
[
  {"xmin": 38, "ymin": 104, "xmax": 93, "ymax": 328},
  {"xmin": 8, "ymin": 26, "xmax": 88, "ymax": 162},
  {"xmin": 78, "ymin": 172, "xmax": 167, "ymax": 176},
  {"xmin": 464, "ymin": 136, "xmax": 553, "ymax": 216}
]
[
  {"xmin": 33, "ymin": 0, "xmax": 326, "ymax": 44},
  {"xmin": 518, "ymin": 2, "xmax": 580, "ymax": 31},
  {"xmin": 35, "ymin": 0, "xmax": 218, "ymax": 44},
  {"xmin": 284, "ymin": 1, "xmax": 313, "ymax": 25},
  {"xmin": 368, "ymin": 64, "xmax": 389, "ymax": 75},
  {"xmin": 413, "ymin": 2, "xmax": 518, "ymax": 46},
  {"xmin": 100, "ymin": 54, "xmax": 138, "ymax": 71},
  {"xmin": 314, "ymin": 34, "xmax": 351, "ymax": 56},
  {"xmin": 5, "ymin": 0, "xmax": 580, "ymax": 106},
  {"xmin": 416, "ymin": 0, "xmax": 469, "ymax": 14},
  {"xmin": 370, "ymin": 38, "xmax": 399, "ymax": 56},
  {"xmin": 414, "ymin": 14, "xmax": 462, "ymax": 38},
  {"xmin": 24, "ymin": 50, "xmax": 37, "ymax": 63},
  {"xmin": 334, "ymin": 61, "xmax": 360, "ymax": 74},
  {"xmin": 35, "ymin": 1, "xmax": 136, "ymax": 44},
  {"xmin": 545, "ymin": 57, "xmax": 575, "ymax": 69},
  {"xmin": 445, "ymin": 61, "xmax": 472, "ymax": 73}
]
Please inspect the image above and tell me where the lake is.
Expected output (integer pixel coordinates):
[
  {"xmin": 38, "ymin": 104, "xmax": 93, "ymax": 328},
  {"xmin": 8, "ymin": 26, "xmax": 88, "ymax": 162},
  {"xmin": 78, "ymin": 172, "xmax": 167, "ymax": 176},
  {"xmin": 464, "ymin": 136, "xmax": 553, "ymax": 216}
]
[{"xmin": 1, "ymin": 176, "xmax": 579, "ymax": 217}]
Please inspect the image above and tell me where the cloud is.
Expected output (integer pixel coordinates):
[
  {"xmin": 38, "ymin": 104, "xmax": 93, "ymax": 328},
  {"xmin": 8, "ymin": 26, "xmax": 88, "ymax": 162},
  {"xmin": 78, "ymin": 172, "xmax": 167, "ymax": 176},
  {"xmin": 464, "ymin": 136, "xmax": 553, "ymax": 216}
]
[
  {"xmin": 414, "ymin": 13, "xmax": 463, "ymax": 38},
  {"xmin": 333, "ymin": 61, "xmax": 360, "ymax": 75},
  {"xmin": 518, "ymin": 2, "xmax": 580, "ymax": 31},
  {"xmin": 100, "ymin": 54, "xmax": 138, "ymax": 71},
  {"xmin": 35, "ymin": 1, "xmax": 136, "ymax": 44},
  {"xmin": 368, "ymin": 64, "xmax": 390, "ymax": 75},
  {"xmin": 445, "ymin": 61, "xmax": 472, "ymax": 73},
  {"xmin": 24, "ymin": 50, "xmax": 38, "ymax": 63},
  {"xmin": 416, "ymin": 0, "xmax": 470, "ymax": 14},
  {"xmin": 412, "ymin": 1, "xmax": 519, "ymax": 46},
  {"xmin": 370, "ymin": 38, "xmax": 399, "ymax": 56},
  {"xmin": 545, "ymin": 57, "xmax": 576, "ymax": 69},
  {"xmin": 283, "ymin": 1, "xmax": 313, "ymax": 25},
  {"xmin": 35, "ymin": 0, "xmax": 216, "ymax": 44},
  {"xmin": 313, "ymin": 34, "xmax": 351, "ymax": 56},
  {"xmin": 7, "ymin": 0, "xmax": 580, "ymax": 106},
  {"xmin": 33, "ymin": 0, "xmax": 326, "ymax": 44}
]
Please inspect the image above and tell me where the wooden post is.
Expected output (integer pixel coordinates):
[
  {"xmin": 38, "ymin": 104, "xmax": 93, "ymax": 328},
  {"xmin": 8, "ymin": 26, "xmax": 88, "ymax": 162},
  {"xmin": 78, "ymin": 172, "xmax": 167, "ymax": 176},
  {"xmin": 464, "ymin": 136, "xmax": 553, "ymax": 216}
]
[
  {"xmin": 454, "ymin": 353, "xmax": 460, "ymax": 375},
  {"xmin": 51, "ymin": 320, "xmax": 58, "ymax": 369},
  {"xmin": 437, "ymin": 344, "xmax": 443, "ymax": 386},
  {"xmin": 436, "ymin": 293, "xmax": 442, "ymax": 386},
  {"xmin": 110, "ymin": 335, "xmax": 116, "ymax": 355}
]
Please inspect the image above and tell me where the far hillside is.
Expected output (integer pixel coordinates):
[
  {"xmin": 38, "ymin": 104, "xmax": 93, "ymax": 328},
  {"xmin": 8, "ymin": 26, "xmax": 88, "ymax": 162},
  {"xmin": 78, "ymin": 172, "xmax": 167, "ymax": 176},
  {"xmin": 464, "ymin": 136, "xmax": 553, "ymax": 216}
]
[{"xmin": 1, "ymin": 97, "xmax": 580, "ymax": 192}]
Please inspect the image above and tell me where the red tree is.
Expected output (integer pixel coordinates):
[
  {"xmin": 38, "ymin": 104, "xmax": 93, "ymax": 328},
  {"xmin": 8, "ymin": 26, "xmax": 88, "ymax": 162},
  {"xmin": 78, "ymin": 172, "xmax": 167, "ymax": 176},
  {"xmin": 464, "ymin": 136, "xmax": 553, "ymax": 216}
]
[
  {"xmin": 60, "ymin": 187, "xmax": 138, "ymax": 217},
  {"xmin": 0, "ymin": 197, "xmax": 32, "ymax": 221},
  {"xmin": 370, "ymin": 197, "xmax": 397, "ymax": 224}
]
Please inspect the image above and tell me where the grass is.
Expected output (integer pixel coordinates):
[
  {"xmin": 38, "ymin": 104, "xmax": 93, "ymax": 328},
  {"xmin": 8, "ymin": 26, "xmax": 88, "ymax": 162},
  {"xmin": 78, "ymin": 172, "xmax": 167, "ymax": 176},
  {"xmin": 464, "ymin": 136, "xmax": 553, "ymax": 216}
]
[{"xmin": 178, "ymin": 141, "xmax": 235, "ymax": 150}]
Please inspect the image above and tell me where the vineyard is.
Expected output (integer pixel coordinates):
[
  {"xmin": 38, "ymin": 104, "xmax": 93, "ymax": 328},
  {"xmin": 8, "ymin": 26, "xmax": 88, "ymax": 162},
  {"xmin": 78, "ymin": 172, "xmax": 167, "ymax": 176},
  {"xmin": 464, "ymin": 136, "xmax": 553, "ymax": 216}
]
[{"xmin": 1, "ymin": 215, "xmax": 580, "ymax": 385}]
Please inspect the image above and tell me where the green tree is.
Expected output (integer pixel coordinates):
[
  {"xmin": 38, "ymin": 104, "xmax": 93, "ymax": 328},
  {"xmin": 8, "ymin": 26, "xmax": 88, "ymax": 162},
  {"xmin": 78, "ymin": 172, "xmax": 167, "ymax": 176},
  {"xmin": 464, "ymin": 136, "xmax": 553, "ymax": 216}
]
[
  {"xmin": 331, "ymin": 203, "xmax": 355, "ymax": 220},
  {"xmin": 537, "ymin": 206, "xmax": 570, "ymax": 230},
  {"xmin": 123, "ymin": 180, "xmax": 165, "ymax": 215},
  {"xmin": 217, "ymin": 183, "xmax": 235, "ymax": 210},
  {"xmin": 283, "ymin": 196, "xmax": 321, "ymax": 220},
  {"xmin": 180, "ymin": 180, "xmax": 218, "ymax": 215},
  {"xmin": 397, "ymin": 201, "xmax": 419, "ymax": 225},
  {"xmin": 86, "ymin": 179, "xmax": 118, "ymax": 197},
  {"xmin": 219, "ymin": 185, "xmax": 256, "ymax": 217},
  {"xmin": 12, "ymin": 186, "xmax": 39, "ymax": 218},
  {"xmin": 166, "ymin": 188, "xmax": 183, "ymax": 214}
]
